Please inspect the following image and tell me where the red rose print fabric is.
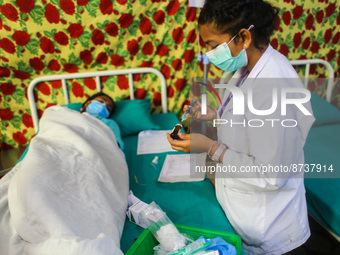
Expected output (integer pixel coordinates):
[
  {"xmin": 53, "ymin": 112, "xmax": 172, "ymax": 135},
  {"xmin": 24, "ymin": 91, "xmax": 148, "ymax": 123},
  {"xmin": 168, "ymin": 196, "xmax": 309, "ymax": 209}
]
[{"xmin": 0, "ymin": 0, "xmax": 339, "ymax": 149}]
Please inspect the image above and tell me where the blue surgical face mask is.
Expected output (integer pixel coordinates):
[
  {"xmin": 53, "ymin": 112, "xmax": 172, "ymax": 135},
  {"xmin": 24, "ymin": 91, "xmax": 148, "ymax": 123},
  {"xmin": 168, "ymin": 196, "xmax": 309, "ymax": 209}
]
[
  {"xmin": 206, "ymin": 25, "xmax": 254, "ymax": 72},
  {"xmin": 86, "ymin": 100, "xmax": 109, "ymax": 118}
]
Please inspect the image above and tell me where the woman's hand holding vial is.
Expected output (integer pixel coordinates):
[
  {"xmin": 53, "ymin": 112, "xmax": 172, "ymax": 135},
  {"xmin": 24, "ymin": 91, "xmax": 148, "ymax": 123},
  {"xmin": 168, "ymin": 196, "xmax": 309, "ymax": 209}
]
[
  {"xmin": 167, "ymin": 98, "xmax": 220, "ymax": 154},
  {"xmin": 166, "ymin": 133, "xmax": 216, "ymax": 154},
  {"xmin": 183, "ymin": 98, "xmax": 217, "ymax": 121}
]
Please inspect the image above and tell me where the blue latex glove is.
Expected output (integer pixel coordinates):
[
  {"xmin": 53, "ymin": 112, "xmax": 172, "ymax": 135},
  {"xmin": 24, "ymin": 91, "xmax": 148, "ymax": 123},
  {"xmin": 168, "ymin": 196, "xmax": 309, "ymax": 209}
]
[{"xmin": 205, "ymin": 237, "xmax": 237, "ymax": 255}]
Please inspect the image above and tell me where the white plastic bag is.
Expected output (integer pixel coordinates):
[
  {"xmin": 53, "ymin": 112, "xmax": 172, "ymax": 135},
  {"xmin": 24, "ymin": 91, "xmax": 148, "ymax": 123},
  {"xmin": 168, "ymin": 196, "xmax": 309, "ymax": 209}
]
[{"xmin": 139, "ymin": 202, "xmax": 191, "ymax": 254}]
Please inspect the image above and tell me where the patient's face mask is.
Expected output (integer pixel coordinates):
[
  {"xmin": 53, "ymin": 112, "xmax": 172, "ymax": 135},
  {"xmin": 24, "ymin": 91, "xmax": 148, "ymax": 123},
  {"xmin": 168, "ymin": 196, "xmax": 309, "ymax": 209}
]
[
  {"xmin": 206, "ymin": 25, "xmax": 254, "ymax": 72},
  {"xmin": 86, "ymin": 100, "xmax": 109, "ymax": 118}
]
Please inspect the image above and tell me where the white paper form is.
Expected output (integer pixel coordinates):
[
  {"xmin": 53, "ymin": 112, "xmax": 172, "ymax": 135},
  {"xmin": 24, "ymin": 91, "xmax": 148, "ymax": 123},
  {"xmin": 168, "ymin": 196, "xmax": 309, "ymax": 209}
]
[
  {"xmin": 158, "ymin": 153, "xmax": 206, "ymax": 182},
  {"xmin": 137, "ymin": 130, "xmax": 175, "ymax": 155}
]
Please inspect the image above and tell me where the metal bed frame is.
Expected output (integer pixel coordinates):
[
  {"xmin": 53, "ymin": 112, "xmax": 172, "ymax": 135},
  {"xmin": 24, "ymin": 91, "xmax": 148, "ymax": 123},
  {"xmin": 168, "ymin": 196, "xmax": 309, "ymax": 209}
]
[
  {"xmin": 289, "ymin": 59, "xmax": 335, "ymax": 102},
  {"xmin": 27, "ymin": 67, "xmax": 168, "ymax": 132},
  {"xmin": 220, "ymin": 58, "xmax": 339, "ymax": 242},
  {"xmin": 220, "ymin": 59, "xmax": 335, "ymax": 102}
]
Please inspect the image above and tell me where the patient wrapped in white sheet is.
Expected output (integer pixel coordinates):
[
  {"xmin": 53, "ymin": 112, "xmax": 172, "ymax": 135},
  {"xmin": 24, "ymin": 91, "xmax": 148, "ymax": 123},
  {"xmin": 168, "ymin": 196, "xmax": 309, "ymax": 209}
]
[{"xmin": 1, "ymin": 105, "xmax": 129, "ymax": 255}]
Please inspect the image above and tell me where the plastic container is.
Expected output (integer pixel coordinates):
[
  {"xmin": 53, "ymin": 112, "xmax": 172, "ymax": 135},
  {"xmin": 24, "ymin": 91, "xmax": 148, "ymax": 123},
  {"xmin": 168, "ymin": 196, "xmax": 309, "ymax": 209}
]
[
  {"xmin": 139, "ymin": 202, "xmax": 187, "ymax": 253},
  {"xmin": 126, "ymin": 224, "xmax": 242, "ymax": 255}
]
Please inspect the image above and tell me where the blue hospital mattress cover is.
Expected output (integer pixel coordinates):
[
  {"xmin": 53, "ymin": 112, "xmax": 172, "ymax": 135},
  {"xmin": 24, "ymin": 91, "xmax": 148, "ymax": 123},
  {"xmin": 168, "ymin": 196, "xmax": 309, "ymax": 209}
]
[
  {"xmin": 304, "ymin": 123, "xmax": 340, "ymax": 237},
  {"xmin": 120, "ymin": 113, "xmax": 236, "ymax": 253}
]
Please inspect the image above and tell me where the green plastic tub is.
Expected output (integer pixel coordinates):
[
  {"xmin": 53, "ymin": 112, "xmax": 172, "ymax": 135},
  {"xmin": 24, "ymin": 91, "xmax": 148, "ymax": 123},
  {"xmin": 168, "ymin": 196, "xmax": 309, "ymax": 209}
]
[{"xmin": 126, "ymin": 224, "xmax": 242, "ymax": 255}]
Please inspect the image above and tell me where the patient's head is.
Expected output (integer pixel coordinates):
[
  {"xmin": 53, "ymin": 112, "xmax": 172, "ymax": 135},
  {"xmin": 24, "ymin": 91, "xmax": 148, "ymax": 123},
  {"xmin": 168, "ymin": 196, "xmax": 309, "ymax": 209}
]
[{"xmin": 81, "ymin": 92, "xmax": 115, "ymax": 118}]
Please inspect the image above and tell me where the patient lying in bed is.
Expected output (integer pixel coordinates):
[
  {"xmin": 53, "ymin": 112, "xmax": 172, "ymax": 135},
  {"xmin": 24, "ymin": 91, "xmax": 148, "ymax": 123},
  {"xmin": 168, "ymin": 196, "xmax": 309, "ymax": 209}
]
[
  {"xmin": 79, "ymin": 92, "xmax": 124, "ymax": 150},
  {"xmin": 0, "ymin": 93, "xmax": 129, "ymax": 255}
]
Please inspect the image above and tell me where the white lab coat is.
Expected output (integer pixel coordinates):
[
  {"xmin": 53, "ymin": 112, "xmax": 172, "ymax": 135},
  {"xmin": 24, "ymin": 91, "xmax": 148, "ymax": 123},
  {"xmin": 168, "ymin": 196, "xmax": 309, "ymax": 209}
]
[{"xmin": 215, "ymin": 45, "xmax": 315, "ymax": 254}]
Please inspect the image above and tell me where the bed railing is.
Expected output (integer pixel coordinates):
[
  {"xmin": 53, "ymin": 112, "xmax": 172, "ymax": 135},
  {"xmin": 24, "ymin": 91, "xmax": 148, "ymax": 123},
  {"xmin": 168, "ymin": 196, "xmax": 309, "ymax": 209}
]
[
  {"xmin": 289, "ymin": 59, "xmax": 334, "ymax": 102},
  {"xmin": 28, "ymin": 68, "xmax": 168, "ymax": 132},
  {"xmin": 220, "ymin": 59, "xmax": 335, "ymax": 103}
]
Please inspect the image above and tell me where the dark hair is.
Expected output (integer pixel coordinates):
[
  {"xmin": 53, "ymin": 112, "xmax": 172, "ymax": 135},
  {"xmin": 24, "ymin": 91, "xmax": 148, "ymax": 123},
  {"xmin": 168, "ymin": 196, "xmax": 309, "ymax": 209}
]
[
  {"xmin": 81, "ymin": 92, "xmax": 115, "ymax": 118},
  {"xmin": 198, "ymin": 0, "xmax": 278, "ymax": 51}
]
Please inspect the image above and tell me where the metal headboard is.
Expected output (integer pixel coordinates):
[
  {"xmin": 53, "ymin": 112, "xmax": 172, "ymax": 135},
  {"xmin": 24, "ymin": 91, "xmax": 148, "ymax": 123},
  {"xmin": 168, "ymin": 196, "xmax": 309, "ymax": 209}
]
[
  {"xmin": 289, "ymin": 59, "xmax": 334, "ymax": 102},
  {"xmin": 220, "ymin": 59, "xmax": 335, "ymax": 102},
  {"xmin": 28, "ymin": 68, "xmax": 167, "ymax": 132}
]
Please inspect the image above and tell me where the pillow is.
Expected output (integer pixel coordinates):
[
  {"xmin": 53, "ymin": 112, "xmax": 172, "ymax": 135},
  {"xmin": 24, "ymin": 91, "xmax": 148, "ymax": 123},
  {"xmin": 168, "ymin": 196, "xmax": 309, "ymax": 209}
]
[
  {"xmin": 62, "ymin": 102, "xmax": 82, "ymax": 111},
  {"xmin": 63, "ymin": 99, "xmax": 160, "ymax": 136},
  {"xmin": 310, "ymin": 93, "xmax": 340, "ymax": 127},
  {"xmin": 110, "ymin": 99, "xmax": 160, "ymax": 136}
]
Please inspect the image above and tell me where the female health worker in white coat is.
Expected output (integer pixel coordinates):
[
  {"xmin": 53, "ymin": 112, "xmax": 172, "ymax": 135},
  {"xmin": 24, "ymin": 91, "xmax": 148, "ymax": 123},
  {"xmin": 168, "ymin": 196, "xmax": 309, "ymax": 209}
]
[{"xmin": 167, "ymin": 0, "xmax": 315, "ymax": 254}]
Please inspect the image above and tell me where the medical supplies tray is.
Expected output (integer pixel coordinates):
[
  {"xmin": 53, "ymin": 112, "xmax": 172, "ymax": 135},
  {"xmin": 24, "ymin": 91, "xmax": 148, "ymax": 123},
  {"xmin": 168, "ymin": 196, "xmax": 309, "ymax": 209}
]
[{"xmin": 126, "ymin": 223, "xmax": 242, "ymax": 255}]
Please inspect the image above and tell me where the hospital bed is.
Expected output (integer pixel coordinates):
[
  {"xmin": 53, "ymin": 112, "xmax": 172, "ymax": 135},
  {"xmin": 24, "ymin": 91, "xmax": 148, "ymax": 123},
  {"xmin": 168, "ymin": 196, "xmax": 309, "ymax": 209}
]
[
  {"xmin": 222, "ymin": 59, "xmax": 340, "ymax": 241},
  {"xmin": 0, "ymin": 68, "xmax": 238, "ymax": 254},
  {"xmin": 294, "ymin": 60, "xmax": 340, "ymax": 242},
  {"xmin": 287, "ymin": 59, "xmax": 340, "ymax": 242}
]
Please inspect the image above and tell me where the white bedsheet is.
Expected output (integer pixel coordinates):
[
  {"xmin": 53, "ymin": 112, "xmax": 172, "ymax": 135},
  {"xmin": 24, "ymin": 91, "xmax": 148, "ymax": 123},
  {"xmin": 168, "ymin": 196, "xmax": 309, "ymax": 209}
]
[{"xmin": 0, "ymin": 105, "xmax": 129, "ymax": 255}]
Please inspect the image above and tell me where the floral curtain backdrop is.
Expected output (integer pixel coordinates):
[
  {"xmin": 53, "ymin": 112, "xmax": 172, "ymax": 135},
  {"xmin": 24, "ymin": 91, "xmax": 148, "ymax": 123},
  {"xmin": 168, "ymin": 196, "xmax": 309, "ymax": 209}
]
[{"xmin": 0, "ymin": 0, "xmax": 339, "ymax": 149}]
